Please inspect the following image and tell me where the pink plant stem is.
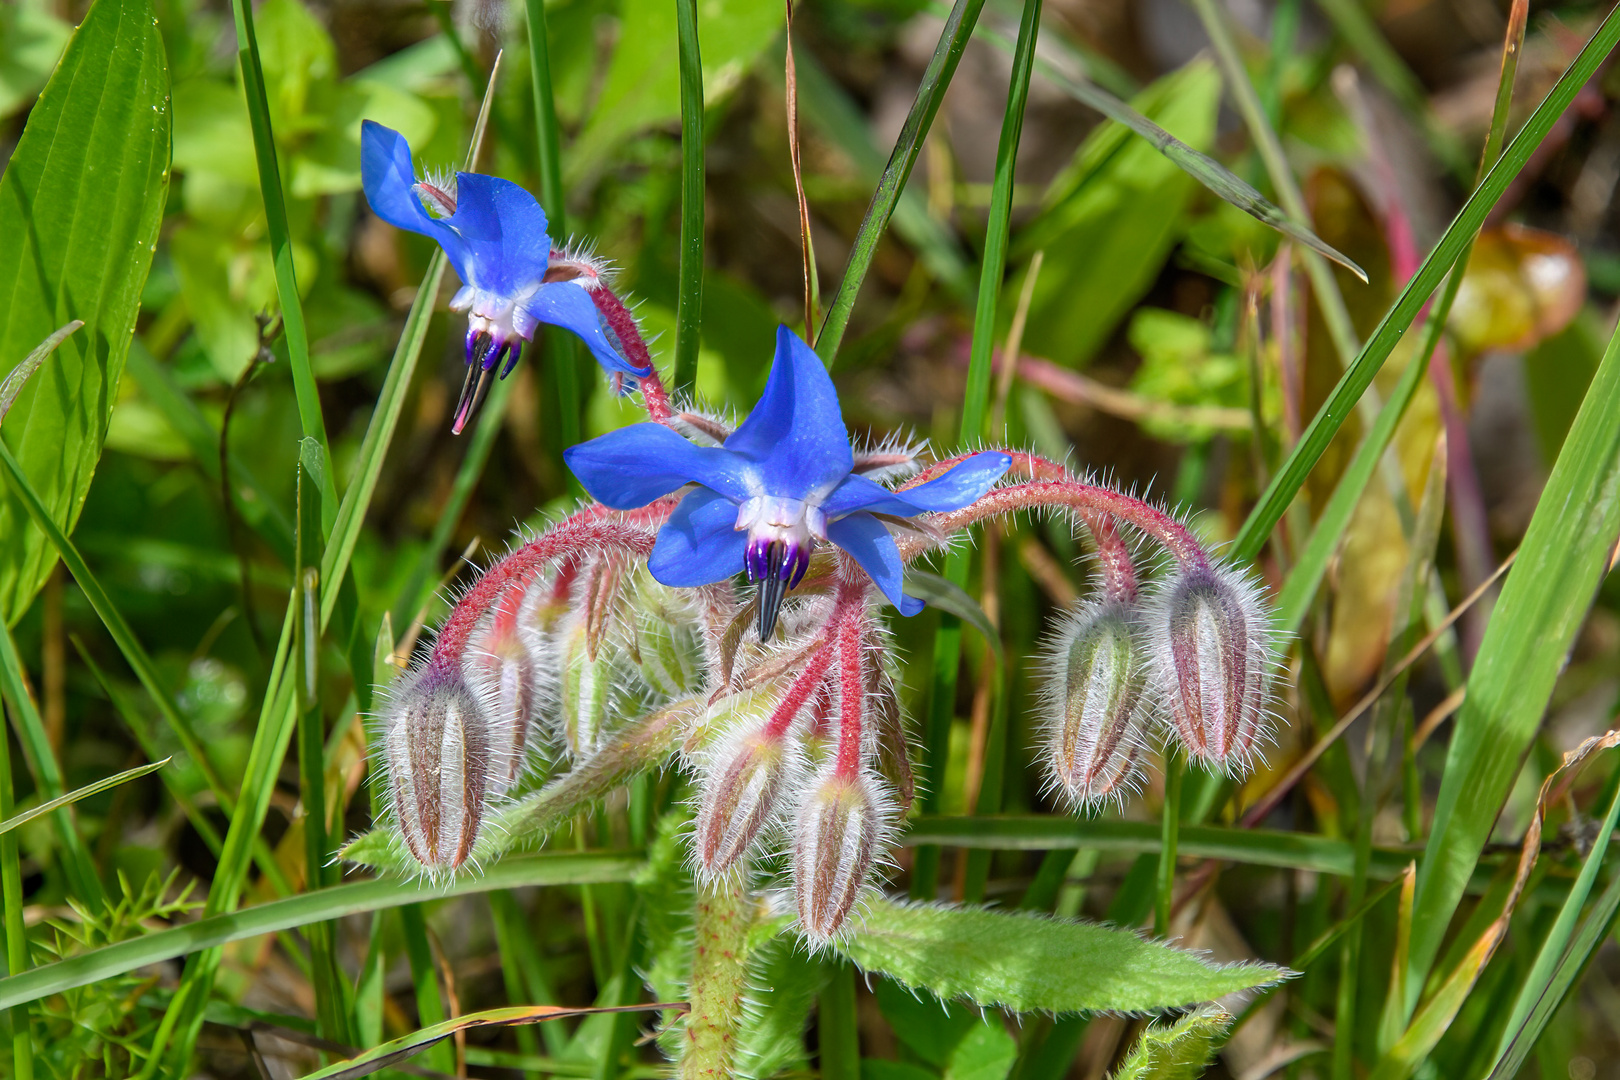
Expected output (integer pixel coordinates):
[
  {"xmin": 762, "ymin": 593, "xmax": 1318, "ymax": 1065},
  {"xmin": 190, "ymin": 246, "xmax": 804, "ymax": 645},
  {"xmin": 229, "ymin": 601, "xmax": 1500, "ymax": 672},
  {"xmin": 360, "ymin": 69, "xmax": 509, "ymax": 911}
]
[
  {"xmin": 929, "ymin": 479, "xmax": 1209, "ymax": 571},
  {"xmin": 591, "ymin": 287, "xmax": 674, "ymax": 422},
  {"xmin": 1084, "ymin": 512, "xmax": 1138, "ymax": 604},
  {"xmin": 833, "ymin": 607, "xmax": 866, "ymax": 779},
  {"xmin": 430, "ymin": 507, "xmax": 667, "ymax": 667},
  {"xmin": 763, "ymin": 645, "xmax": 838, "ymax": 741}
]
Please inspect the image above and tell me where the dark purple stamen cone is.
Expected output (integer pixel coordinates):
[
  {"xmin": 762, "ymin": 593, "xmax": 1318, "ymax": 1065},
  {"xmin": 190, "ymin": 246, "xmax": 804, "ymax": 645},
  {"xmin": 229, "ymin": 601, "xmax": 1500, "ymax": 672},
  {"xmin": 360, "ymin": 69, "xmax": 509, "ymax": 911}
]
[
  {"xmin": 1146, "ymin": 565, "xmax": 1274, "ymax": 774},
  {"xmin": 1042, "ymin": 600, "xmax": 1150, "ymax": 807},
  {"xmin": 380, "ymin": 664, "xmax": 492, "ymax": 871},
  {"xmin": 748, "ymin": 538, "xmax": 811, "ymax": 640}
]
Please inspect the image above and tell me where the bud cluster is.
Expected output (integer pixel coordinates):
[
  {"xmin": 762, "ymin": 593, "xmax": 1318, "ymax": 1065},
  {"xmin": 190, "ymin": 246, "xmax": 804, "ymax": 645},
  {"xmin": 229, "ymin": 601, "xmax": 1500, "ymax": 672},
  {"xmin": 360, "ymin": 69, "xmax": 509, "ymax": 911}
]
[
  {"xmin": 1034, "ymin": 501, "xmax": 1279, "ymax": 808},
  {"xmin": 689, "ymin": 566, "xmax": 901, "ymax": 943},
  {"xmin": 373, "ymin": 510, "xmax": 685, "ymax": 873}
]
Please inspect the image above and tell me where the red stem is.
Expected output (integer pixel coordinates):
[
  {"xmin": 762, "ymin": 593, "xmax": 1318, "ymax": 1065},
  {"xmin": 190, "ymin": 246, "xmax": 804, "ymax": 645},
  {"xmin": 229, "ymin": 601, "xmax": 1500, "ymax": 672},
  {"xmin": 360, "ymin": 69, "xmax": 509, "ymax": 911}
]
[
  {"xmin": 591, "ymin": 287, "xmax": 673, "ymax": 421},
  {"xmin": 430, "ymin": 504, "xmax": 670, "ymax": 667}
]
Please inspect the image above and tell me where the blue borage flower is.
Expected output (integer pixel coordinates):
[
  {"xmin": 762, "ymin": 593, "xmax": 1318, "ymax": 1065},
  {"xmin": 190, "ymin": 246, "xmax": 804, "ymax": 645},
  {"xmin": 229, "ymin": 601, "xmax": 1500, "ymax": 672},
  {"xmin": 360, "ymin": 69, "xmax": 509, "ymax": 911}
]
[
  {"xmin": 565, "ymin": 326, "xmax": 1012, "ymax": 637},
  {"xmin": 360, "ymin": 121, "xmax": 652, "ymax": 431}
]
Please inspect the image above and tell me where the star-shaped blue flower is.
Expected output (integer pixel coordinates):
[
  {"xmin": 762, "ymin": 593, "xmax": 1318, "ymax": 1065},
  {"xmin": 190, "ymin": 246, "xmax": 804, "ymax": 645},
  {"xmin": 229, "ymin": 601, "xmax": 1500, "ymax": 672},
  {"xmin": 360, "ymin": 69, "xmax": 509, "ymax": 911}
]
[
  {"xmin": 361, "ymin": 121, "xmax": 651, "ymax": 431},
  {"xmin": 565, "ymin": 326, "xmax": 1012, "ymax": 636}
]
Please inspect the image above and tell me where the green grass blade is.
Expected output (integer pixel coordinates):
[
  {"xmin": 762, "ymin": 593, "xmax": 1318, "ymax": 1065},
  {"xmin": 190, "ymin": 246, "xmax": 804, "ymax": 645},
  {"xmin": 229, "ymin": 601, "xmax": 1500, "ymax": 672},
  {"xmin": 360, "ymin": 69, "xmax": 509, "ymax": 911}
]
[
  {"xmin": 671, "ymin": 0, "xmax": 704, "ymax": 396},
  {"xmin": 1273, "ymin": 337, "xmax": 1430, "ymax": 633},
  {"xmin": 0, "ymin": 441, "xmax": 230, "ymax": 810},
  {"xmin": 955, "ymin": 11, "xmax": 1363, "ymax": 282},
  {"xmin": 0, "ymin": 322, "xmax": 80, "ymax": 424},
  {"xmin": 0, "ymin": 852, "xmax": 644, "ymax": 1012},
  {"xmin": 790, "ymin": 45, "xmax": 970, "ymax": 302},
  {"xmin": 399, "ymin": 902, "xmax": 455, "ymax": 1074},
  {"xmin": 1485, "ymin": 854, "xmax": 1620, "ymax": 1080},
  {"xmin": 0, "ymin": 757, "xmax": 166, "ymax": 837},
  {"xmin": 0, "ymin": 696, "xmax": 32, "ymax": 1080},
  {"xmin": 1230, "ymin": 4, "xmax": 1620, "ymax": 563},
  {"xmin": 1404, "ymin": 280, "xmax": 1620, "ymax": 1013},
  {"xmin": 0, "ymin": 618, "xmax": 103, "ymax": 907},
  {"xmin": 1490, "ymin": 759, "xmax": 1620, "ymax": 1069},
  {"xmin": 227, "ymin": 0, "xmax": 337, "ymax": 534},
  {"xmin": 814, "ymin": 0, "xmax": 987, "ymax": 364},
  {"xmin": 902, "ymin": 815, "xmax": 1420, "ymax": 878},
  {"xmin": 0, "ymin": 0, "xmax": 169, "ymax": 625}
]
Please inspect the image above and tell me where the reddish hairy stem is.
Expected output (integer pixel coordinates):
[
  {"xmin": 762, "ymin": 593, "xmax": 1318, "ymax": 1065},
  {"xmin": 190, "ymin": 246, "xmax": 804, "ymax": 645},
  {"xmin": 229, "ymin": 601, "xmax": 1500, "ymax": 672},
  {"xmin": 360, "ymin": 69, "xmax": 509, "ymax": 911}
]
[
  {"xmin": 833, "ymin": 611, "xmax": 866, "ymax": 779},
  {"xmin": 763, "ymin": 645, "xmax": 838, "ymax": 741},
  {"xmin": 927, "ymin": 480, "xmax": 1208, "ymax": 569},
  {"xmin": 430, "ymin": 507, "xmax": 667, "ymax": 665},
  {"xmin": 1082, "ymin": 512, "xmax": 1138, "ymax": 603},
  {"xmin": 591, "ymin": 287, "xmax": 674, "ymax": 421}
]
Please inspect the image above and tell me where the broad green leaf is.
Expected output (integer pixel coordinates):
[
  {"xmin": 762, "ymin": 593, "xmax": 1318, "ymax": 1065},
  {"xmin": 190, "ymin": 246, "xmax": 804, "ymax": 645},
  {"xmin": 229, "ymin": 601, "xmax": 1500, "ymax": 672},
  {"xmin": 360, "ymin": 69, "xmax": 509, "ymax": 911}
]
[
  {"xmin": 568, "ymin": 0, "xmax": 780, "ymax": 179},
  {"xmin": 0, "ymin": 0, "xmax": 170, "ymax": 624},
  {"xmin": 837, "ymin": 900, "xmax": 1288, "ymax": 1014},
  {"xmin": 1109, "ymin": 1009, "xmax": 1231, "ymax": 1080},
  {"xmin": 1012, "ymin": 60, "xmax": 1218, "ymax": 369},
  {"xmin": 1404, "ymin": 302, "xmax": 1620, "ymax": 1010},
  {"xmin": 0, "ymin": 851, "xmax": 643, "ymax": 1011},
  {"xmin": 905, "ymin": 568, "xmax": 1003, "ymax": 661}
]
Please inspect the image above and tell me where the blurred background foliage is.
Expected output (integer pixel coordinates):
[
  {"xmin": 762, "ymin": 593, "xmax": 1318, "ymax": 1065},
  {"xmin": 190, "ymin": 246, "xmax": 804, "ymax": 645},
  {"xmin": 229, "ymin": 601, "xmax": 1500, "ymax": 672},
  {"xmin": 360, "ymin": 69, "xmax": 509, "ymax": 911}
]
[{"xmin": 5, "ymin": 0, "xmax": 1620, "ymax": 1075}]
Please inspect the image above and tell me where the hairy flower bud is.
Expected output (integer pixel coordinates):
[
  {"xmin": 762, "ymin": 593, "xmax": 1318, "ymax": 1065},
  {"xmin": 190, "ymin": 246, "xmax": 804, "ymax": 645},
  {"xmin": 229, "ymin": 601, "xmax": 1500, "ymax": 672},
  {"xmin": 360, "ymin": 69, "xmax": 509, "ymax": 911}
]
[
  {"xmin": 556, "ymin": 611, "xmax": 622, "ymax": 757},
  {"xmin": 693, "ymin": 724, "xmax": 796, "ymax": 878},
  {"xmin": 1145, "ymin": 564, "xmax": 1276, "ymax": 773},
  {"xmin": 793, "ymin": 769, "xmax": 889, "ymax": 942},
  {"xmin": 464, "ymin": 628, "xmax": 537, "ymax": 792},
  {"xmin": 629, "ymin": 573, "xmax": 705, "ymax": 701},
  {"xmin": 1041, "ymin": 600, "xmax": 1150, "ymax": 807},
  {"xmin": 379, "ymin": 665, "xmax": 491, "ymax": 872}
]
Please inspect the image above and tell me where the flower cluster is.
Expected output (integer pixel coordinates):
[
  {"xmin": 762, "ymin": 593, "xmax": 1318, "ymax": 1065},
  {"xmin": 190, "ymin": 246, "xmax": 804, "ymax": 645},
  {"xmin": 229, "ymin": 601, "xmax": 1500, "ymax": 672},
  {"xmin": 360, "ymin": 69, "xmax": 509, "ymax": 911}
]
[{"xmin": 361, "ymin": 141, "xmax": 1280, "ymax": 939}]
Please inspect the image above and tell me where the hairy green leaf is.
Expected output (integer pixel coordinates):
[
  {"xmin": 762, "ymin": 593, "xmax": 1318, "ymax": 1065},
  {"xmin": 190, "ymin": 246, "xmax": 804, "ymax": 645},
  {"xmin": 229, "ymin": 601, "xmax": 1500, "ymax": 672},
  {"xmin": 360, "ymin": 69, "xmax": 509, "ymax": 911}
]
[
  {"xmin": 837, "ymin": 900, "xmax": 1289, "ymax": 1014},
  {"xmin": 1109, "ymin": 1008, "xmax": 1231, "ymax": 1079}
]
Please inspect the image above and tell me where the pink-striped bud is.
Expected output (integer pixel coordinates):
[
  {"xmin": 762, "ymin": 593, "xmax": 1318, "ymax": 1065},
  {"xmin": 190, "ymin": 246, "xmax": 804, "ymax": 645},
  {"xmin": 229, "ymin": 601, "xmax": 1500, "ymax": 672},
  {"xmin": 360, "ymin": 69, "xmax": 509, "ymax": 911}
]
[
  {"xmin": 793, "ymin": 769, "xmax": 888, "ymax": 943},
  {"xmin": 693, "ymin": 724, "xmax": 796, "ymax": 878},
  {"xmin": 1145, "ymin": 564, "xmax": 1276, "ymax": 773},
  {"xmin": 1041, "ymin": 600, "xmax": 1150, "ymax": 807},
  {"xmin": 379, "ymin": 664, "xmax": 492, "ymax": 872},
  {"xmin": 464, "ymin": 628, "xmax": 537, "ymax": 792}
]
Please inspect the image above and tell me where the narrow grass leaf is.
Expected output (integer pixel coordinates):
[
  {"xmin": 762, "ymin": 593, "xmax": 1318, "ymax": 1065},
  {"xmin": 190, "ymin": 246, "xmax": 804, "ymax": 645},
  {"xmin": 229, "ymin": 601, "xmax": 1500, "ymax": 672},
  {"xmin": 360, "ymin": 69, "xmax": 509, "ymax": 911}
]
[
  {"xmin": 0, "ymin": 852, "xmax": 644, "ymax": 1011},
  {"xmin": 904, "ymin": 569, "xmax": 1003, "ymax": 661},
  {"xmin": 0, "ymin": 757, "xmax": 167, "ymax": 836},
  {"xmin": 300, "ymin": 1002, "xmax": 683, "ymax": 1080},
  {"xmin": 0, "ymin": 694, "xmax": 31, "ymax": 1080},
  {"xmin": 0, "ymin": 442, "xmax": 229, "ymax": 808},
  {"xmin": 0, "ymin": 0, "xmax": 168, "ymax": 623},
  {"xmin": 814, "ymin": 0, "xmax": 987, "ymax": 363},
  {"xmin": 0, "ymin": 615, "xmax": 104, "ymax": 907},
  {"xmin": 0, "ymin": 322, "xmax": 80, "ymax": 424},
  {"xmin": 1231, "ymin": 5, "xmax": 1620, "ymax": 562},
  {"xmin": 838, "ymin": 900, "xmax": 1289, "ymax": 1014},
  {"xmin": 956, "ymin": 11, "xmax": 1363, "ymax": 281},
  {"xmin": 672, "ymin": 0, "xmax": 704, "ymax": 395},
  {"xmin": 1490, "ymin": 732, "xmax": 1620, "ymax": 1069},
  {"xmin": 1405, "ymin": 296, "xmax": 1620, "ymax": 1009},
  {"xmin": 227, "ymin": 0, "xmax": 337, "ymax": 532}
]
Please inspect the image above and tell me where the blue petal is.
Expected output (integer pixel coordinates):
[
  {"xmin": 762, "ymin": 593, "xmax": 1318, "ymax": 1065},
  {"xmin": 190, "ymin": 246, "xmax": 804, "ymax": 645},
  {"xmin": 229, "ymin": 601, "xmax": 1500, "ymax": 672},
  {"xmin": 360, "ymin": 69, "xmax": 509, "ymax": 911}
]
[
  {"xmin": 443, "ymin": 173, "xmax": 551, "ymax": 297},
  {"xmin": 825, "ymin": 513, "xmax": 924, "ymax": 616},
  {"xmin": 564, "ymin": 423, "xmax": 755, "ymax": 509},
  {"xmin": 522, "ymin": 282, "xmax": 650, "ymax": 377},
  {"xmin": 649, "ymin": 488, "xmax": 749, "ymax": 587},
  {"xmin": 361, "ymin": 121, "xmax": 469, "ymax": 279},
  {"xmin": 822, "ymin": 451, "xmax": 1011, "ymax": 520},
  {"xmin": 723, "ymin": 326, "xmax": 853, "ymax": 499}
]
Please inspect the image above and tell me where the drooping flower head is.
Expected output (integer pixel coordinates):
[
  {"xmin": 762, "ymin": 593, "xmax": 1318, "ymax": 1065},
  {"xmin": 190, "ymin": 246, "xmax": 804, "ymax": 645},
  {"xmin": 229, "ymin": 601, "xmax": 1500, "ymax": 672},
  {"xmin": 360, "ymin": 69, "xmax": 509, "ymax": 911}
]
[
  {"xmin": 565, "ymin": 326, "xmax": 1011, "ymax": 637},
  {"xmin": 360, "ymin": 121, "xmax": 652, "ymax": 431}
]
